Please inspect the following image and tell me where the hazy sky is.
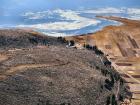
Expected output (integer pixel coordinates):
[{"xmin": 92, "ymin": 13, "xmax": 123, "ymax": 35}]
[{"xmin": 1, "ymin": 0, "xmax": 140, "ymax": 11}]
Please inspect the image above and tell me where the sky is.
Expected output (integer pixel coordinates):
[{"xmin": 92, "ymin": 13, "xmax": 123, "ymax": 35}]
[
  {"xmin": 1, "ymin": 0, "xmax": 140, "ymax": 17},
  {"xmin": 1, "ymin": 0, "xmax": 140, "ymax": 11}
]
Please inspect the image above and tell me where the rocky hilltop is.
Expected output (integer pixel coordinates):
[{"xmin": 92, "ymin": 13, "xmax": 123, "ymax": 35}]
[{"xmin": 0, "ymin": 29, "xmax": 131, "ymax": 105}]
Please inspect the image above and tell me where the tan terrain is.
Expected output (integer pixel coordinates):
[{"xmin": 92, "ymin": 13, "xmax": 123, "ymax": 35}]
[
  {"xmin": 0, "ymin": 29, "xmax": 131, "ymax": 105},
  {"xmin": 67, "ymin": 16, "xmax": 140, "ymax": 105}
]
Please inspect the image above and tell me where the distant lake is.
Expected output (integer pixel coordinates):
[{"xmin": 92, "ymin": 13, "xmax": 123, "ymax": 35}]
[{"xmin": 0, "ymin": 0, "xmax": 140, "ymax": 36}]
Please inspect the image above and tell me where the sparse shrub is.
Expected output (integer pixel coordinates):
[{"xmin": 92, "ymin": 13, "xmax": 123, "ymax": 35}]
[
  {"xmin": 85, "ymin": 44, "xmax": 89, "ymax": 48},
  {"xmin": 119, "ymin": 94, "xmax": 124, "ymax": 101},
  {"xmin": 57, "ymin": 36, "xmax": 62, "ymax": 40},
  {"xmin": 106, "ymin": 96, "xmax": 111, "ymax": 105},
  {"xmin": 69, "ymin": 40, "xmax": 75, "ymax": 46},
  {"xmin": 104, "ymin": 60, "xmax": 112, "ymax": 66},
  {"xmin": 60, "ymin": 103, "xmax": 71, "ymax": 105},
  {"xmin": 104, "ymin": 79, "xmax": 112, "ymax": 91},
  {"xmin": 114, "ymin": 73, "xmax": 120, "ymax": 81},
  {"xmin": 29, "ymin": 37, "xmax": 38, "ymax": 44},
  {"xmin": 95, "ymin": 49, "xmax": 104, "ymax": 55},
  {"xmin": 101, "ymin": 84, "xmax": 104, "ymax": 90},
  {"xmin": 92, "ymin": 45, "xmax": 97, "ymax": 51},
  {"xmin": 57, "ymin": 37, "xmax": 67, "ymax": 43},
  {"xmin": 60, "ymin": 103, "xmax": 65, "ymax": 105},
  {"xmin": 101, "ymin": 69, "xmax": 109, "ymax": 76},
  {"xmin": 120, "ymin": 78, "xmax": 124, "ymax": 86},
  {"xmin": 42, "ymin": 39, "xmax": 48, "ymax": 45},
  {"xmin": 85, "ymin": 44, "xmax": 92, "ymax": 50},
  {"xmin": 110, "ymin": 74, "xmax": 115, "ymax": 87},
  {"xmin": 111, "ymin": 94, "xmax": 118, "ymax": 105},
  {"xmin": 95, "ymin": 66, "xmax": 100, "ymax": 69},
  {"xmin": 83, "ymin": 44, "xmax": 86, "ymax": 48}
]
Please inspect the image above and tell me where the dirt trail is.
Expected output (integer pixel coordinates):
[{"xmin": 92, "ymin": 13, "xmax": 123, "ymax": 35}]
[
  {"xmin": 0, "ymin": 61, "xmax": 69, "ymax": 80},
  {"xmin": 0, "ymin": 54, "xmax": 8, "ymax": 62}
]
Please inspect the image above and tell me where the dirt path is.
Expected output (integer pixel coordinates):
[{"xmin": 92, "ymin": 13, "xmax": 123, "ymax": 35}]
[
  {"xmin": 0, "ymin": 54, "xmax": 9, "ymax": 62},
  {"xmin": 0, "ymin": 61, "xmax": 69, "ymax": 80}
]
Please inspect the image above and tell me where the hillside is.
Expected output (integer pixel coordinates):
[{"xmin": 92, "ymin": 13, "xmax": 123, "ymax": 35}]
[
  {"xmin": 67, "ymin": 16, "xmax": 140, "ymax": 105},
  {"xmin": 0, "ymin": 29, "xmax": 131, "ymax": 105},
  {"xmin": 0, "ymin": 29, "xmax": 63, "ymax": 49}
]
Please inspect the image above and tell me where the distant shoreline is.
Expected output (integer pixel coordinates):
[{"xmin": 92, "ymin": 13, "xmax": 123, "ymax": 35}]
[
  {"xmin": 0, "ymin": 16, "xmax": 127, "ymax": 37},
  {"xmin": 0, "ymin": 16, "xmax": 139, "ymax": 38}
]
